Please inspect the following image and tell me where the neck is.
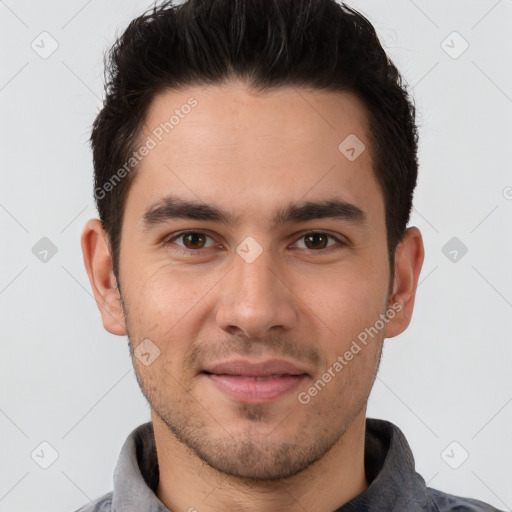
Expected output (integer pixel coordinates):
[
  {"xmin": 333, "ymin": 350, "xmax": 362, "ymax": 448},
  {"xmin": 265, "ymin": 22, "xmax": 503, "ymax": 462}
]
[{"xmin": 153, "ymin": 411, "xmax": 368, "ymax": 512}]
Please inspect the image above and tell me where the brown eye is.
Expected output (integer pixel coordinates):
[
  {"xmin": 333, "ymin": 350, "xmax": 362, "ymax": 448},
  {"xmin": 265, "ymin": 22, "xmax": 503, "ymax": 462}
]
[
  {"xmin": 181, "ymin": 232, "xmax": 207, "ymax": 249},
  {"xmin": 304, "ymin": 233, "xmax": 329, "ymax": 249},
  {"xmin": 164, "ymin": 231, "xmax": 216, "ymax": 252},
  {"xmin": 293, "ymin": 232, "xmax": 343, "ymax": 251}
]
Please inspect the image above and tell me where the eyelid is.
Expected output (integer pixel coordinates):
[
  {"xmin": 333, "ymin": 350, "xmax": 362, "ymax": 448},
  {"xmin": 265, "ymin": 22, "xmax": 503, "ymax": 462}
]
[
  {"xmin": 163, "ymin": 229, "xmax": 347, "ymax": 254},
  {"xmin": 289, "ymin": 230, "xmax": 347, "ymax": 250},
  {"xmin": 163, "ymin": 230, "xmax": 219, "ymax": 251}
]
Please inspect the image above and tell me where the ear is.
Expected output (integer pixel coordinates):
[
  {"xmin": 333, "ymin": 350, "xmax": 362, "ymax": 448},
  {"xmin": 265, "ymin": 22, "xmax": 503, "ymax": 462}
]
[
  {"xmin": 385, "ymin": 227, "xmax": 424, "ymax": 338},
  {"xmin": 81, "ymin": 218, "xmax": 127, "ymax": 336}
]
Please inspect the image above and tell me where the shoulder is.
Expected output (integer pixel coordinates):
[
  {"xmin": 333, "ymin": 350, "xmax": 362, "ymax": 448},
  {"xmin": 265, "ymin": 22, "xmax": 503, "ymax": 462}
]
[
  {"xmin": 427, "ymin": 487, "xmax": 503, "ymax": 511},
  {"xmin": 72, "ymin": 491, "xmax": 113, "ymax": 512}
]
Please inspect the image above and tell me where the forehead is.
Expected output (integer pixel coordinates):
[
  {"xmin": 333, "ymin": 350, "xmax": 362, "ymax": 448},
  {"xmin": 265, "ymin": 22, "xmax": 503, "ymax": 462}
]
[{"xmin": 127, "ymin": 80, "xmax": 384, "ymax": 228}]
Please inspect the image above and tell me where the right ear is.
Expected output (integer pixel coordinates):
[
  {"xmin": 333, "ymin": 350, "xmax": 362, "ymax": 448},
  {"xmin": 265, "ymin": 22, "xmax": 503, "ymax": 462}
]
[{"xmin": 81, "ymin": 218, "xmax": 127, "ymax": 336}]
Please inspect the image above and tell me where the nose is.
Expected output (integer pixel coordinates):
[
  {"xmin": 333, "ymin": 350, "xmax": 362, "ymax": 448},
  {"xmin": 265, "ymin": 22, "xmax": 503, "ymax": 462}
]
[{"xmin": 215, "ymin": 244, "xmax": 298, "ymax": 339}]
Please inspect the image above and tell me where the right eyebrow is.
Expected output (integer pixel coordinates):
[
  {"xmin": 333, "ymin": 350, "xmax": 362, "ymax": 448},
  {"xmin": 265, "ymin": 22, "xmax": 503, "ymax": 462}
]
[{"xmin": 141, "ymin": 195, "xmax": 238, "ymax": 230}]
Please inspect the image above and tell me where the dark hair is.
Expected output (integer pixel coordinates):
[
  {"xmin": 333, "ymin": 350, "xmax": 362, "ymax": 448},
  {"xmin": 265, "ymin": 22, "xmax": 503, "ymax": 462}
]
[{"xmin": 91, "ymin": 0, "xmax": 418, "ymax": 280}]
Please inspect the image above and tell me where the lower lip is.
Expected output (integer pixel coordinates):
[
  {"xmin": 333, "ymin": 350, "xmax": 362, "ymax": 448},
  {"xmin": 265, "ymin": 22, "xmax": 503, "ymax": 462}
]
[{"xmin": 203, "ymin": 373, "xmax": 307, "ymax": 402}]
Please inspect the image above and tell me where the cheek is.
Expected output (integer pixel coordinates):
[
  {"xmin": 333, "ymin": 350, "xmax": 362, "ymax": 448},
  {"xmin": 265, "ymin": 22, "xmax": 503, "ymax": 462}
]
[
  {"xmin": 310, "ymin": 267, "xmax": 388, "ymax": 334},
  {"xmin": 122, "ymin": 263, "xmax": 224, "ymax": 376},
  {"xmin": 124, "ymin": 270, "xmax": 199, "ymax": 380},
  {"xmin": 124, "ymin": 262, "xmax": 208, "ymax": 323}
]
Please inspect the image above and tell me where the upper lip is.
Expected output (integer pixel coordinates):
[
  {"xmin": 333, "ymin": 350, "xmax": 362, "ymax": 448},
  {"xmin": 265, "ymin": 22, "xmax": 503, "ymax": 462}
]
[{"xmin": 203, "ymin": 359, "xmax": 309, "ymax": 377}]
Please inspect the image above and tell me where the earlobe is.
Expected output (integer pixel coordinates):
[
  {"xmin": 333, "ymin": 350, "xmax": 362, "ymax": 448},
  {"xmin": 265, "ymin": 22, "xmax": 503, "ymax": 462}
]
[
  {"xmin": 385, "ymin": 227, "xmax": 424, "ymax": 338},
  {"xmin": 81, "ymin": 218, "xmax": 127, "ymax": 336}
]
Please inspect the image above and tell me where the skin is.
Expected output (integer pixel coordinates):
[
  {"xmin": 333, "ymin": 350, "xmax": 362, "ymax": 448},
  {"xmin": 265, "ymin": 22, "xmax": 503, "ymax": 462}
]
[{"xmin": 82, "ymin": 79, "xmax": 424, "ymax": 512}]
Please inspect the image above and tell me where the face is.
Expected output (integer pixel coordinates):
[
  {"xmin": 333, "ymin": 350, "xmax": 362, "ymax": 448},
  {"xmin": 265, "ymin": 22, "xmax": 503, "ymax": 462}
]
[{"xmin": 113, "ymin": 81, "xmax": 397, "ymax": 480}]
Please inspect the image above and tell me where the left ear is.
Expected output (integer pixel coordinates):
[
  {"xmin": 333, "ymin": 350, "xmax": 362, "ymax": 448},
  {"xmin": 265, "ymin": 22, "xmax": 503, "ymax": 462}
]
[{"xmin": 385, "ymin": 226, "xmax": 424, "ymax": 338}]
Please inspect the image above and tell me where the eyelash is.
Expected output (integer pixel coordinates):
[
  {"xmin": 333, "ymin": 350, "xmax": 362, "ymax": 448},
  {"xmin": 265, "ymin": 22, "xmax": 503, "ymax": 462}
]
[{"xmin": 162, "ymin": 230, "xmax": 346, "ymax": 255}]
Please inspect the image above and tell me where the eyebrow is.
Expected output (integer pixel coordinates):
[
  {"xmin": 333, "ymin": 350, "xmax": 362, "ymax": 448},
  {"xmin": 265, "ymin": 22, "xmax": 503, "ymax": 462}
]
[{"xmin": 141, "ymin": 194, "xmax": 367, "ymax": 231}]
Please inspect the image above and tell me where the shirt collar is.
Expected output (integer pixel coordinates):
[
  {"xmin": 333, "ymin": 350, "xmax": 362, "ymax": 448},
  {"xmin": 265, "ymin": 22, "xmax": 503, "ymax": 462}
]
[
  {"xmin": 111, "ymin": 418, "xmax": 428, "ymax": 512},
  {"xmin": 336, "ymin": 419, "xmax": 429, "ymax": 511},
  {"xmin": 111, "ymin": 421, "xmax": 168, "ymax": 512}
]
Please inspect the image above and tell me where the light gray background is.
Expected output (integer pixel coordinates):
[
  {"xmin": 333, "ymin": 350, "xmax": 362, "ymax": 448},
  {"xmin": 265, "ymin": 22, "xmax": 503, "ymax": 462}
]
[{"xmin": 1, "ymin": 0, "xmax": 511, "ymax": 511}]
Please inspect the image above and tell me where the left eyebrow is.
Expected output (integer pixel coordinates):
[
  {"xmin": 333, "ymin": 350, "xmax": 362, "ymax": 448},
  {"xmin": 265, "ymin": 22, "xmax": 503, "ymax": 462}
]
[
  {"xmin": 270, "ymin": 198, "xmax": 367, "ymax": 229},
  {"xmin": 140, "ymin": 194, "xmax": 368, "ymax": 231}
]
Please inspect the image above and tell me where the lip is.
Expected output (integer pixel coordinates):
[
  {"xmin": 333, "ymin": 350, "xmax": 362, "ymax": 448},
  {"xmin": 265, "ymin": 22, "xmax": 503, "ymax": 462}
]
[
  {"xmin": 203, "ymin": 373, "xmax": 307, "ymax": 402},
  {"xmin": 201, "ymin": 358, "xmax": 309, "ymax": 403},
  {"xmin": 202, "ymin": 358, "xmax": 309, "ymax": 377}
]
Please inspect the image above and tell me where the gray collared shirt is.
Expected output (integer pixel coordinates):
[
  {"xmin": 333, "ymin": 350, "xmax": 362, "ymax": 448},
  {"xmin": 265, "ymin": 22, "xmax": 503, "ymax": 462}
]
[{"xmin": 74, "ymin": 418, "xmax": 502, "ymax": 511}]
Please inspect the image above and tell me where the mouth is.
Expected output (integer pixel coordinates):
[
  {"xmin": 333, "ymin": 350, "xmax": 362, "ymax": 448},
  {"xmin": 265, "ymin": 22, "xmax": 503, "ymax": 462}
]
[{"xmin": 201, "ymin": 358, "xmax": 309, "ymax": 402}]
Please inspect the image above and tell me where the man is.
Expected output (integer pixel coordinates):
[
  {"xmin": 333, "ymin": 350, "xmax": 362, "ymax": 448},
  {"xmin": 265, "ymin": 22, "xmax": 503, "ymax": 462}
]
[{"xmin": 77, "ymin": 0, "xmax": 501, "ymax": 510}]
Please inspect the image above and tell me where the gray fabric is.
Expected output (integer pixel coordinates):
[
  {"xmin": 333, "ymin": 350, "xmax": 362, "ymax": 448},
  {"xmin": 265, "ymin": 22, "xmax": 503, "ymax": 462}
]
[{"xmin": 74, "ymin": 419, "xmax": 502, "ymax": 512}]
